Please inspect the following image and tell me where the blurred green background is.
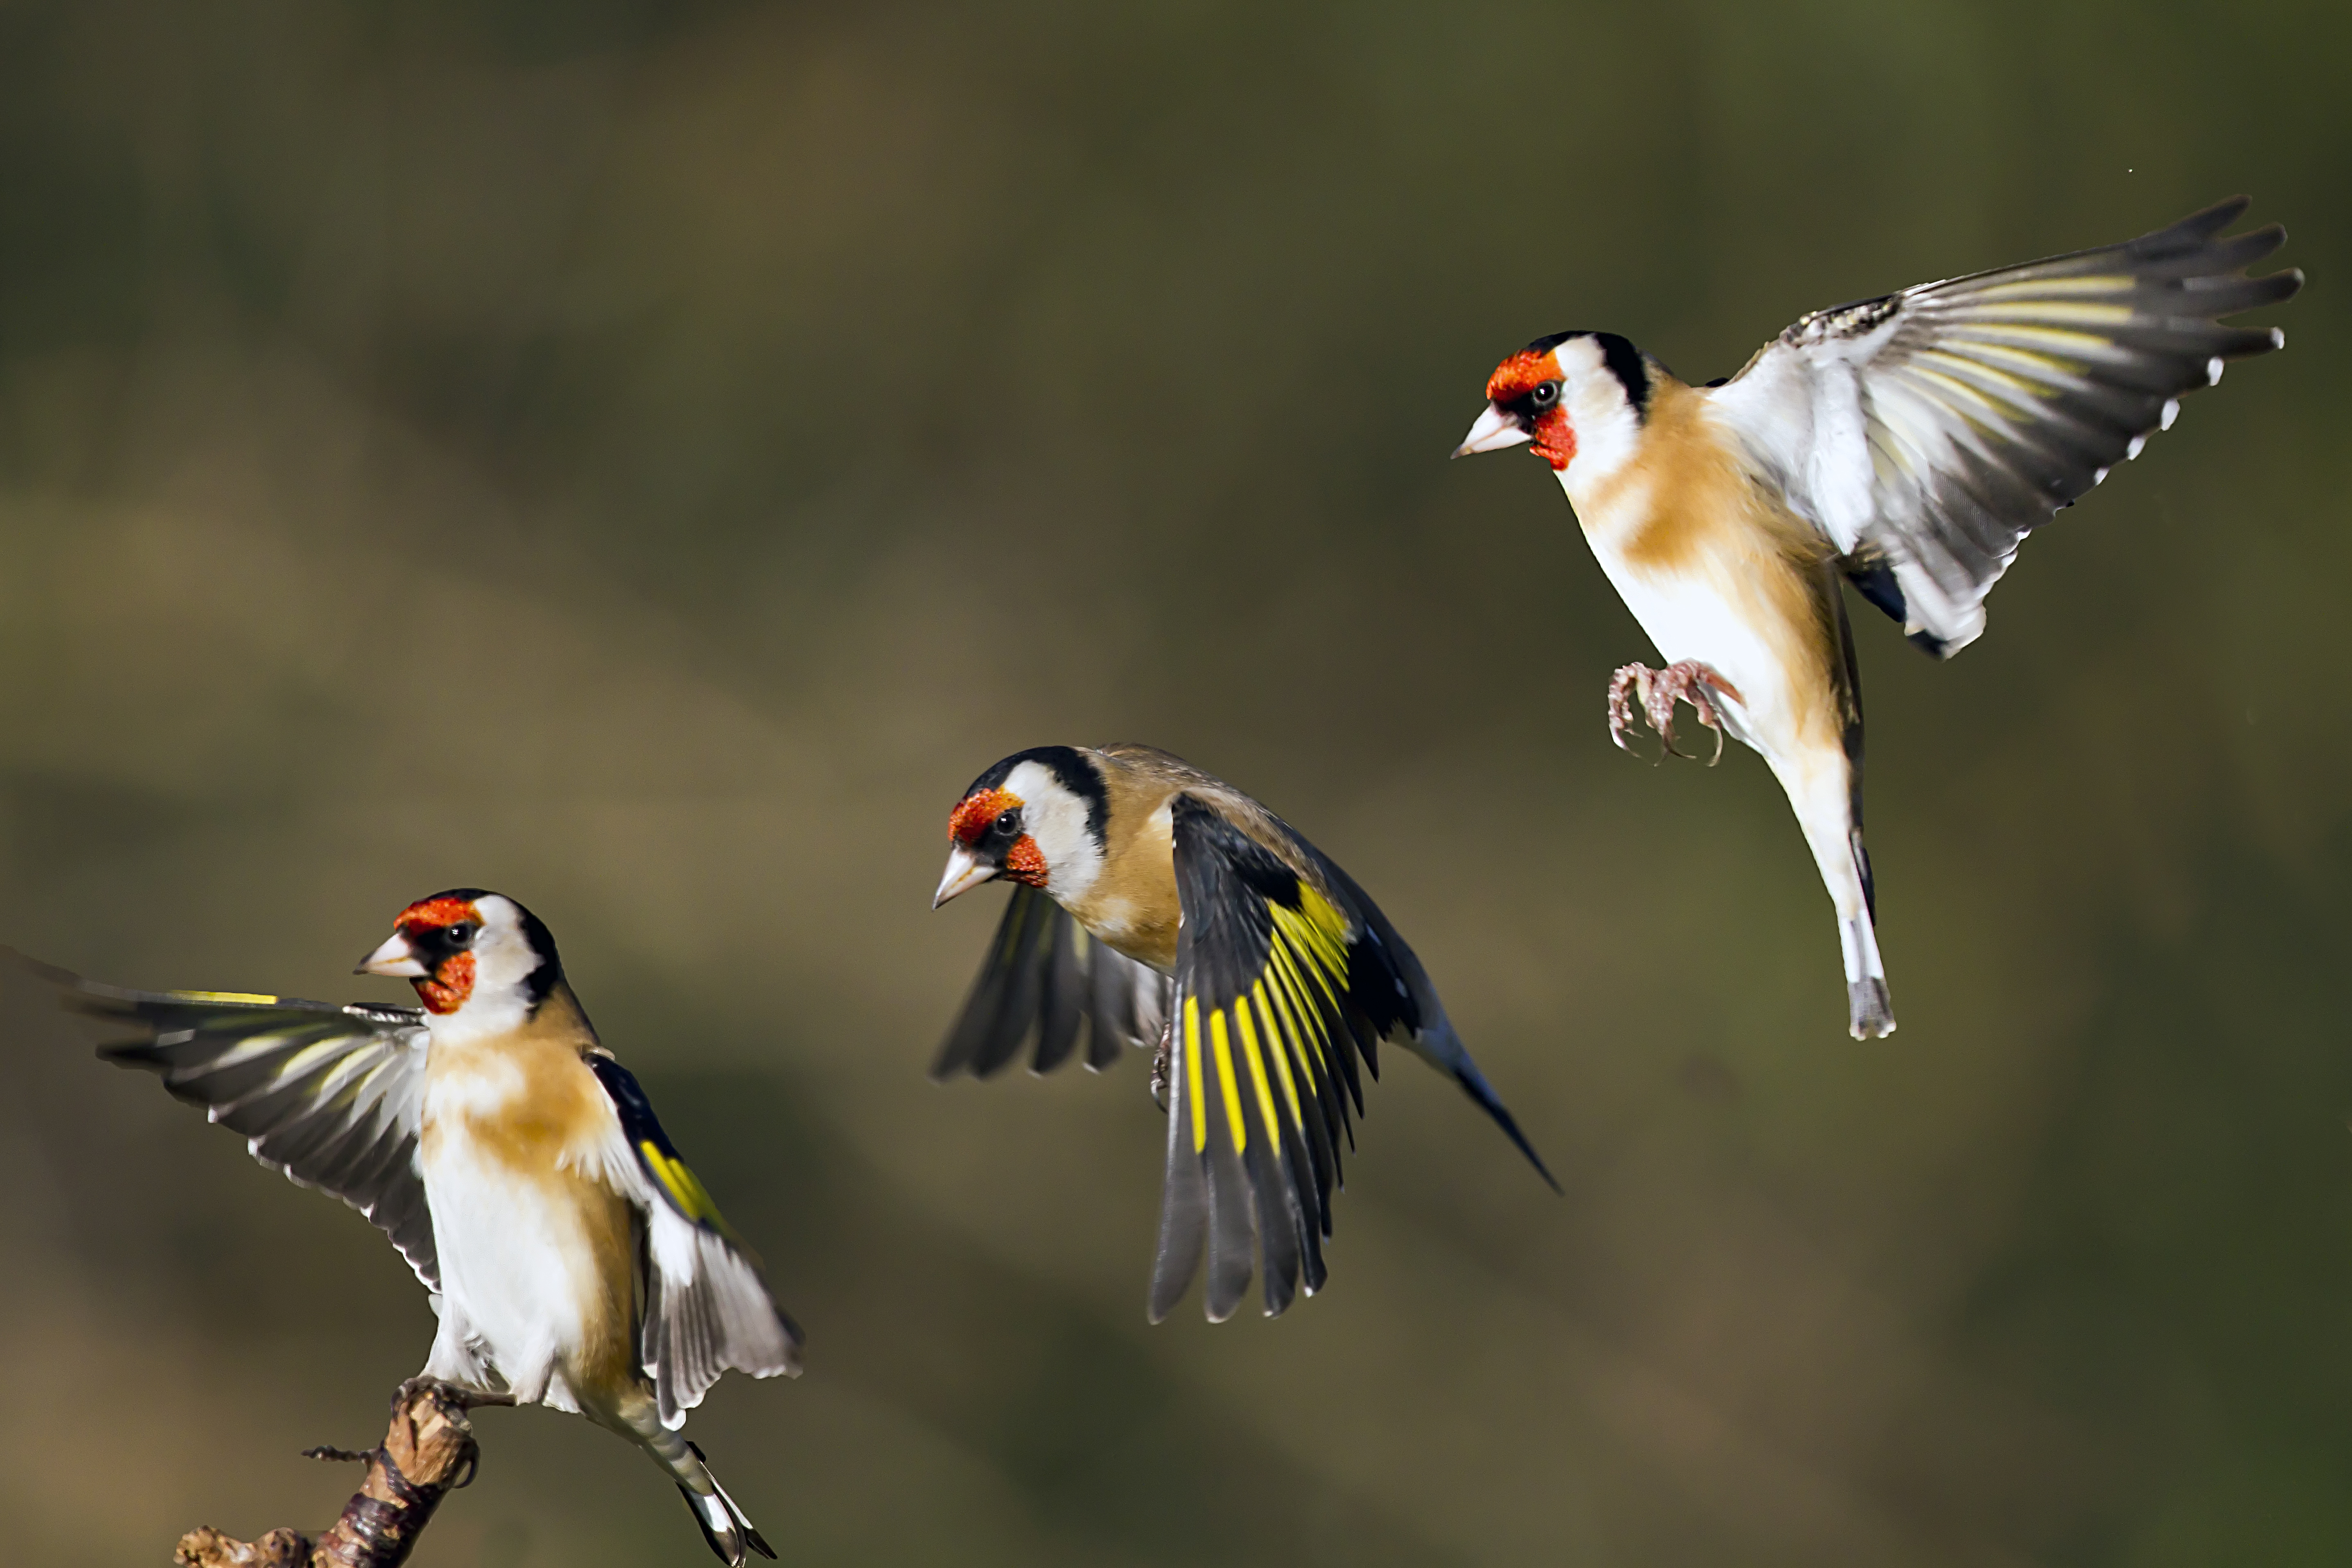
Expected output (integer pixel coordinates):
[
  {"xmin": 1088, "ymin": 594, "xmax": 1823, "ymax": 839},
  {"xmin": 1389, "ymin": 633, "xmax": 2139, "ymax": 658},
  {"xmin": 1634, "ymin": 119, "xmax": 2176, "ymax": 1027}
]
[{"xmin": 0, "ymin": 2, "xmax": 2343, "ymax": 1563}]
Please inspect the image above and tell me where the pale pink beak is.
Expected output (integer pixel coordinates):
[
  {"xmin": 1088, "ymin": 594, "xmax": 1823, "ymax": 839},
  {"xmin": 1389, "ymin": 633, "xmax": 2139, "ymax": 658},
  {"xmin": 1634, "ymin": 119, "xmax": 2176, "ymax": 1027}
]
[
  {"xmin": 933, "ymin": 846, "xmax": 997, "ymax": 909},
  {"xmin": 355, "ymin": 931, "xmax": 427, "ymax": 978},
  {"xmin": 1452, "ymin": 402, "xmax": 1532, "ymax": 458}
]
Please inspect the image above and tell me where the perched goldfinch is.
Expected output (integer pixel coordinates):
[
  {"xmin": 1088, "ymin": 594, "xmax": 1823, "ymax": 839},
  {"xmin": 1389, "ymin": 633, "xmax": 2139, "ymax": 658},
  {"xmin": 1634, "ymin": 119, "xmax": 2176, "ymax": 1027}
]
[
  {"xmin": 1454, "ymin": 197, "xmax": 2301, "ymax": 1038},
  {"xmin": 42, "ymin": 891, "xmax": 799, "ymax": 1565},
  {"xmin": 930, "ymin": 744, "xmax": 1557, "ymax": 1322}
]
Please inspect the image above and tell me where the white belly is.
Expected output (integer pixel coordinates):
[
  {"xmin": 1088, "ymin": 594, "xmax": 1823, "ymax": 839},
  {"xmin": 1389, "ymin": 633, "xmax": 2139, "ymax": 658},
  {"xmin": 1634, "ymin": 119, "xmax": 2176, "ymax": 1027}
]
[
  {"xmin": 418, "ymin": 1051, "xmax": 621, "ymax": 1409},
  {"xmin": 422, "ymin": 1137, "xmax": 608, "ymax": 1401},
  {"xmin": 1587, "ymin": 539, "xmax": 1802, "ymax": 760}
]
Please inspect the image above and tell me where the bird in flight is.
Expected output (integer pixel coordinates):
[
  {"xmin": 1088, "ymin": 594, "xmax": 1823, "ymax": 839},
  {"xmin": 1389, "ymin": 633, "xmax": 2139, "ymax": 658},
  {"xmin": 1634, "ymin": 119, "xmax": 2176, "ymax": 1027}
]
[
  {"xmin": 1455, "ymin": 197, "xmax": 2300, "ymax": 1038},
  {"xmin": 931, "ymin": 743, "xmax": 1557, "ymax": 1322},
  {"xmin": 39, "ymin": 891, "xmax": 800, "ymax": 1564}
]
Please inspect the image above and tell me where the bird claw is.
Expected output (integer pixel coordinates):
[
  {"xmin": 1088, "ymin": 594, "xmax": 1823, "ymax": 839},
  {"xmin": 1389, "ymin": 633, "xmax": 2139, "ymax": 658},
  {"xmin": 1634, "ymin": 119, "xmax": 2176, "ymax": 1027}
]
[{"xmin": 1607, "ymin": 661, "xmax": 1742, "ymax": 765}]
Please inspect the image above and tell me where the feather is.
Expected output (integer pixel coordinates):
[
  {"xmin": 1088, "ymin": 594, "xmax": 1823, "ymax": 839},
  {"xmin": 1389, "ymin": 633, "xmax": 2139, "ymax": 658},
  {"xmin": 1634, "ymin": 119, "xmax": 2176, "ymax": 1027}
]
[
  {"xmin": 39, "ymin": 960, "xmax": 441, "ymax": 1290},
  {"xmin": 1147, "ymin": 794, "xmax": 1550, "ymax": 1320},
  {"xmin": 933, "ymin": 886, "xmax": 1168, "ymax": 1080},
  {"xmin": 587, "ymin": 1058, "xmax": 802, "ymax": 1428},
  {"xmin": 1713, "ymin": 197, "xmax": 2301, "ymax": 655}
]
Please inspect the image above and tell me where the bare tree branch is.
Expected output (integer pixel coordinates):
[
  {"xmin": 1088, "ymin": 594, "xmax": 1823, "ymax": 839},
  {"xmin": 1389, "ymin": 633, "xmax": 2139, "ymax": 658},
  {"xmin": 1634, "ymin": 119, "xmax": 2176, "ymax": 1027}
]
[{"xmin": 175, "ymin": 1380, "xmax": 514, "ymax": 1568}]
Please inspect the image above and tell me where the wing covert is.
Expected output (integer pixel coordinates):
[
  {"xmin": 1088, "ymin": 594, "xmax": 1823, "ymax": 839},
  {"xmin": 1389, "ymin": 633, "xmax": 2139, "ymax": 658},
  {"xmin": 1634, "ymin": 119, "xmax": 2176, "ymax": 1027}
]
[
  {"xmin": 587, "ymin": 1056, "xmax": 802, "ymax": 1428},
  {"xmin": 1712, "ymin": 196, "xmax": 2301, "ymax": 656},
  {"xmin": 932, "ymin": 884, "xmax": 1170, "ymax": 1079},
  {"xmin": 43, "ymin": 959, "xmax": 439, "ymax": 1292}
]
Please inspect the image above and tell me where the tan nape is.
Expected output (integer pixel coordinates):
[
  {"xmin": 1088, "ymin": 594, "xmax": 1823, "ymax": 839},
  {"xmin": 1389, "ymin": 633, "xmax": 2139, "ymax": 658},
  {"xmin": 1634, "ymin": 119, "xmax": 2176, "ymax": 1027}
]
[{"xmin": 1064, "ymin": 753, "xmax": 1184, "ymax": 970}]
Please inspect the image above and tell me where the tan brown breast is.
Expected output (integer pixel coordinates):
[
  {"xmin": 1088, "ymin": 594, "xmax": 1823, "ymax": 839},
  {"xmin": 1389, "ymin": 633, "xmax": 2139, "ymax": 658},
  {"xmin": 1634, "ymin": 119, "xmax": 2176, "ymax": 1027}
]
[
  {"xmin": 419, "ymin": 985, "xmax": 640, "ymax": 1379},
  {"xmin": 1584, "ymin": 379, "xmax": 1853, "ymax": 750}
]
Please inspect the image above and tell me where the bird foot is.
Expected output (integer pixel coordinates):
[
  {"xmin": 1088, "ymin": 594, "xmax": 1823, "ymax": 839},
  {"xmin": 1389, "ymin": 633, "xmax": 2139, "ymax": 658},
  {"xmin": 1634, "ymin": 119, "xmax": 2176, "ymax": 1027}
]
[
  {"xmin": 1608, "ymin": 660, "xmax": 1743, "ymax": 765},
  {"xmin": 391, "ymin": 1376, "xmax": 515, "ymax": 1416}
]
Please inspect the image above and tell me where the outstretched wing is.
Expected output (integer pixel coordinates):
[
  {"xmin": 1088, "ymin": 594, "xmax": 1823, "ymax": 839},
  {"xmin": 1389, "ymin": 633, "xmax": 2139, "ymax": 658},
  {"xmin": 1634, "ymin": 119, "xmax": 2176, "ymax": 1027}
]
[
  {"xmin": 1711, "ymin": 196, "xmax": 2300, "ymax": 656},
  {"xmin": 931, "ymin": 884, "xmax": 1170, "ymax": 1079},
  {"xmin": 42, "ymin": 959, "xmax": 438, "ymax": 1291},
  {"xmin": 587, "ymin": 1056, "xmax": 802, "ymax": 1429},
  {"xmin": 1153, "ymin": 796, "xmax": 1554, "ymax": 1324}
]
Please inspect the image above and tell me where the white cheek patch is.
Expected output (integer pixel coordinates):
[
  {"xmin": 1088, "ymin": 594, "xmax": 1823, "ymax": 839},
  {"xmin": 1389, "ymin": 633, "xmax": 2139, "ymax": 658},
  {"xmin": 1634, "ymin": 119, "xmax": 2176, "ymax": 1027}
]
[
  {"xmin": 427, "ymin": 895, "xmax": 542, "ymax": 1043},
  {"xmin": 1002, "ymin": 759, "xmax": 1104, "ymax": 904},
  {"xmin": 1552, "ymin": 336, "xmax": 1643, "ymax": 488}
]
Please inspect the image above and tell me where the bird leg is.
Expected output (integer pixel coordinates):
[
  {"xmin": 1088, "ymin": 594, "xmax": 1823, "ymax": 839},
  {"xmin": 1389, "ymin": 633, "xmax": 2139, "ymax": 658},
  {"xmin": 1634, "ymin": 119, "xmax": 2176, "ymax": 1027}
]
[
  {"xmin": 1608, "ymin": 661, "xmax": 1743, "ymax": 765},
  {"xmin": 1149, "ymin": 1017, "xmax": 1173, "ymax": 1114}
]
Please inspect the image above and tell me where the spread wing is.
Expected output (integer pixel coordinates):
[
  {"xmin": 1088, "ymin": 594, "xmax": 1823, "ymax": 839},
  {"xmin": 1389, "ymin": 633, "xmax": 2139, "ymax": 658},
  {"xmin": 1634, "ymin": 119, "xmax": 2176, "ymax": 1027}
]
[
  {"xmin": 588, "ymin": 1056, "xmax": 802, "ymax": 1429},
  {"xmin": 1710, "ymin": 196, "xmax": 2301, "ymax": 656},
  {"xmin": 1152, "ymin": 795, "xmax": 1555, "ymax": 1324},
  {"xmin": 42, "ymin": 959, "xmax": 438, "ymax": 1291},
  {"xmin": 931, "ymin": 884, "xmax": 1170, "ymax": 1079}
]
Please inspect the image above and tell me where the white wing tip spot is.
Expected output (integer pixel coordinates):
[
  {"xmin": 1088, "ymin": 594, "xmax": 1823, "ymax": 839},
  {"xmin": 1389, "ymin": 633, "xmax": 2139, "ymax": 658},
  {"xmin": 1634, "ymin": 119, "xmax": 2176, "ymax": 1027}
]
[
  {"xmin": 2207, "ymin": 356, "xmax": 2225, "ymax": 386},
  {"xmin": 2160, "ymin": 399, "xmax": 2180, "ymax": 431},
  {"xmin": 2271, "ymin": 328, "xmax": 2287, "ymax": 350},
  {"xmin": 2126, "ymin": 433, "xmax": 2148, "ymax": 461},
  {"xmin": 2092, "ymin": 467, "xmax": 2110, "ymax": 485}
]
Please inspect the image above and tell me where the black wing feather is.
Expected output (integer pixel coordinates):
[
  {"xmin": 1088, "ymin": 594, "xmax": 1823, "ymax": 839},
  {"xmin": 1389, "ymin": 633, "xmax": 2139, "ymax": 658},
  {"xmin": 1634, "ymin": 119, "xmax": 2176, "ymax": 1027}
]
[
  {"xmin": 933, "ymin": 886, "xmax": 1169, "ymax": 1080},
  {"xmin": 1148, "ymin": 796, "xmax": 1553, "ymax": 1323},
  {"xmin": 36, "ymin": 959, "xmax": 439, "ymax": 1292},
  {"xmin": 587, "ymin": 1056, "xmax": 802, "ymax": 1426}
]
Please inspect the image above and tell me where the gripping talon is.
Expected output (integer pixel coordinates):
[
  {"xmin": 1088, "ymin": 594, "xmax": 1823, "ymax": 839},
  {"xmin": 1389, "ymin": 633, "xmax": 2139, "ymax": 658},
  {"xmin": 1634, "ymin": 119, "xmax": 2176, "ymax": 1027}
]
[
  {"xmin": 1606, "ymin": 667, "xmax": 1647, "ymax": 754},
  {"xmin": 1606, "ymin": 660, "xmax": 1742, "ymax": 764}
]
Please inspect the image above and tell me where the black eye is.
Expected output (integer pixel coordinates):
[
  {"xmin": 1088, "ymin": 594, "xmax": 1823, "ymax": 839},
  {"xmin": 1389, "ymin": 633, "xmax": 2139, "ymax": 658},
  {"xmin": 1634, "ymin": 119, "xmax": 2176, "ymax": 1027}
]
[
  {"xmin": 444, "ymin": 923, "xmax": 476, "ymax": 948},
  {"xmin": 1530, "ymin": 381, "xmax": 1559, "ymax": 407},
  {"xmin": 994, "ymin": 810, "xmax": 1023, "ymax": 839}
]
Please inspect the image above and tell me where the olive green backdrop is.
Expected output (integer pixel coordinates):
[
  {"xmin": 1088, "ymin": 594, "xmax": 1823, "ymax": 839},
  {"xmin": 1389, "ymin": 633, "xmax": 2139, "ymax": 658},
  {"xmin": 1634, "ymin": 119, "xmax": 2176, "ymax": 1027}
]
[{"xmin": 0, "ymin": 2, "xmax": 2343, "ymax": 1563}]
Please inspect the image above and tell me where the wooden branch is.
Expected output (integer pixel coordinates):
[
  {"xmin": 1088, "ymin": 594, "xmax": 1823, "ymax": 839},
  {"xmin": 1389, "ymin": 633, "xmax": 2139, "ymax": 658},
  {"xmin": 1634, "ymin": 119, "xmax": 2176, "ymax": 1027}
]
[{"xmin": 176, "ymin": 1380, "xmax": 513, "ymax": 1568}]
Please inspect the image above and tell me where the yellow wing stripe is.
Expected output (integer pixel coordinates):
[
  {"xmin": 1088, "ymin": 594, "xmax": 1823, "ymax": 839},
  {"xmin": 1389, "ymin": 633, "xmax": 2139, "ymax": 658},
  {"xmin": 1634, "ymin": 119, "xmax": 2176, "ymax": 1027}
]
[
  {"xmin": 1266, "ymin": 939, "xmax": 1329, "ymax": 1087},
  {"xmin": 1174, "ymin": 883, "xmax": 1356, "ymax": 1164},
  {"xmin": 1968, "ymin": 275, "xmax": 2133, "ymax": 301},
  {"xmin": 1959, "ymin": 294, "xmax": 2138, "ymax": 321},
  {"xmin": 1184, "ymin": 994, "xmax": 1207, "ymax": 1154},
  {"xmin": 1253, "ymin": 981, "xmax": 1306, "ymax": 1133},
  {"xmin": 1270, "ymin": 898, "xmax": 1348, "ymax": 1013},
  {"xmin": 1209, "ymin": 1006, "xmax": 1248, "ymax": 1153},
  {"xmin": 1272, "ymin": 888, "xmax": 1349, "ymax": 975},
  {"xmin": 171, "ymin": 990, "xmax": 283, "ymax": 1005},
  {"xmin": 641, "ymin": 1141, "xmax": 725, "ymax": 1228},
  {"xmin": 1233, "ymin": 988, "xmax": 1285, "ymax": 1149},
  {"xmin": 1296, "ymin": 884, "xmax": 1352, "ymax": 962},
  {"xmin": 1268, "ymin": 913, "xmax": 1333, "ymax": 1016},
  {"xmin": 201, "ymin": 1029, "xmax": 331, "ymax": 1073}
]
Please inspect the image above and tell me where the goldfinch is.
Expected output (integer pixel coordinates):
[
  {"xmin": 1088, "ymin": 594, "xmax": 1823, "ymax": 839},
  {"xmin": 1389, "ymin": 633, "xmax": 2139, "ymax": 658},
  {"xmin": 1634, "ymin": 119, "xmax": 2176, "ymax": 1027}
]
[
  {"xmin": 1454, "ymin": 197, "xmax": 2300, "ymax": 1039},
  {"xmin": 930, "ymin": 744, "xmax": 1557, "ymax": 1322},
  {"xmin": 41, "ymin": 891, "xmax": 799, "ymax": 1565}
]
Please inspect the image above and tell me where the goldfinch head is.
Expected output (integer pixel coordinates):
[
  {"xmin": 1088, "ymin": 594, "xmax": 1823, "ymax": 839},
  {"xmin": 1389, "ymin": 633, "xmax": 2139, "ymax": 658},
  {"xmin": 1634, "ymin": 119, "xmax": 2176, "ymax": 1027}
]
[
  {"xmin": 356, "ymin": 889, "xmax": 563, "ymax": 1023},
  {"xmin": 933, "ymin": 747, "xmax": 1107, "ymax": 909},
  {"xmin": 1455, "ymin": 330, "xmax": 1652, "ymax": 474}
]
